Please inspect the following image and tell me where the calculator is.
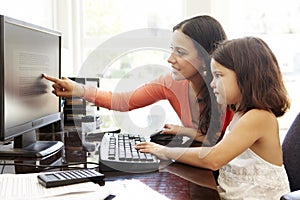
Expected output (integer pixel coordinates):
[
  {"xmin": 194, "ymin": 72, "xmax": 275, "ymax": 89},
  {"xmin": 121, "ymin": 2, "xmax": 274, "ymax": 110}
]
[{"xmin": 37, "ymin": 169, "xmax": 105, "ymax": 188}]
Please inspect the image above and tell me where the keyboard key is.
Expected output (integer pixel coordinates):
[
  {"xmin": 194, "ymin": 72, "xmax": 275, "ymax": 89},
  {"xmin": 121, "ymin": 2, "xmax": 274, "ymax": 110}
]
[{"xmin": 99, "ymin": 132, "xmax": 160, "ymax": 172}]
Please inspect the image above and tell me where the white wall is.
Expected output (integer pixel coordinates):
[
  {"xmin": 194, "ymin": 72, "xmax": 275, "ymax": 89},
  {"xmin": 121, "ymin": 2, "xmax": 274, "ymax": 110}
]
[
  {"xmin": 0, "ymin": 0, "xmax": 232, "ymax": 76},
  {"xmin": 0, "ymin": 0, "xmax": 54, "ymax": 28},
  {"xmin": 183, "ymin": 0, "xmax": 233, "ymax": 38}
]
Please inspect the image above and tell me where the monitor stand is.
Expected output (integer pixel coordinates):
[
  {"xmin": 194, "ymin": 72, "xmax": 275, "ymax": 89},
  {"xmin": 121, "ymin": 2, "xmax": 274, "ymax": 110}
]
[{"xmin": 0, "ymin": 130, "xmax": 64, "ymax": 158}]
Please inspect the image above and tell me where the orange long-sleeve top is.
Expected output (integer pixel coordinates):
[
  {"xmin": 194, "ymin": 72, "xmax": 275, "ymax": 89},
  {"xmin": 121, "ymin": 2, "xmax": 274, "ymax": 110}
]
[{"xmin": 83, "ymin": 73, "xmax": 233, "ymax": 133}]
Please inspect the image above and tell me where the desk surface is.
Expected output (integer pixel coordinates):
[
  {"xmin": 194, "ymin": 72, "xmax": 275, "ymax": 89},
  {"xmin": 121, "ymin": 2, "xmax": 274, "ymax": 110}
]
[
  {"xmin": 1, "ymin": 127, "xmax": 220, "ymax": 200},
  {"xmin": 104, "ymin": 162, "xmax": 220, "ymax": 200}
]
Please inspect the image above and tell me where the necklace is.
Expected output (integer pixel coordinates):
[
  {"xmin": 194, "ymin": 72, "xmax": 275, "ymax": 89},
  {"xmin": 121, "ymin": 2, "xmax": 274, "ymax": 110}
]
[
  {"xmin": 189, "ymin": 82, "xmax": 204, "ymax": 104},
  {"xmin": 195, "ymin": 85, "xmax": 205, "ymax": 104}
]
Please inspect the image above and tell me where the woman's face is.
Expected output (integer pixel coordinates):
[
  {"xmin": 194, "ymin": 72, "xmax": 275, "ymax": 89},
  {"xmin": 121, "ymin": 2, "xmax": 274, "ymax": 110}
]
[
  {"xmin": 167, "ymin": 30, "xmax": 202, "ymax": 81},
  {"xmin": 210, "ymin": 59, "xmax": 241, "ymax": 105}
]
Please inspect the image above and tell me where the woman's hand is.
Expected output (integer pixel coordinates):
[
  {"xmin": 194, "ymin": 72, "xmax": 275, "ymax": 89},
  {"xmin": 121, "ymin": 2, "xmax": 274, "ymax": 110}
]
[
  {"xmin": 163, "ymin": 124, "xmax": 205, "ymax": 142},
  {"xmin": 135, "ymin": 142, "xmax": 170, "ymax": 160},
  {"xmin": 162, "ymin": 124, "xmax": 183, "ymax": 135},
  {"xmin": 42, "ymin": 74, "xmax": 85, "ymax": 98}
]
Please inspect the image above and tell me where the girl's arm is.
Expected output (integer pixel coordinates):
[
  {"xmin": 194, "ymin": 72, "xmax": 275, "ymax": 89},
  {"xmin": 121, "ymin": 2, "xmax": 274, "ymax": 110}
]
[{"xmin": 136, "ymin": 109, "xmax": 278, "ymax": 170}]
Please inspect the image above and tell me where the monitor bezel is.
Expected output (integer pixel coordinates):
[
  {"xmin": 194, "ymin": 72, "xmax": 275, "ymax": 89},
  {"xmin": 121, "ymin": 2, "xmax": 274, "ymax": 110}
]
[{"xmin": 0, "ymin": 15, "xmax": 62, "ymax": 142}]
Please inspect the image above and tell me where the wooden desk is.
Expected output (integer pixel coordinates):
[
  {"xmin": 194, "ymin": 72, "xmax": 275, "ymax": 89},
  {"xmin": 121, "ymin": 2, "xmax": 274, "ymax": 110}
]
[
  {"xmin": 63, "ymin": 129, "xmax": 221, "ymax": 199},
  {"xmin": 0, "ymin": 127, "xmax": 220, "ymax": 199},
  {"xmin": 103, "ymin": 162, "xmax": 220, "ymax": 200}
]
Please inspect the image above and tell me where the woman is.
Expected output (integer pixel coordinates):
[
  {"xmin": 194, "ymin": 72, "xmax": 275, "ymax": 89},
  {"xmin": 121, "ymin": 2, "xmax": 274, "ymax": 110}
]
[{"xmin": 43, "ymin": 15, "xmax": 233, "ymax": 145}]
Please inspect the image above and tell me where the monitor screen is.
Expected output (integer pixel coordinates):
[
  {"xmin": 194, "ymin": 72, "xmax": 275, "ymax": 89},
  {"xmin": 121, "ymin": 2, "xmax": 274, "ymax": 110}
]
[{"xmin": 0, "ymin": 15, "xmax": 63, "ymax": 158}]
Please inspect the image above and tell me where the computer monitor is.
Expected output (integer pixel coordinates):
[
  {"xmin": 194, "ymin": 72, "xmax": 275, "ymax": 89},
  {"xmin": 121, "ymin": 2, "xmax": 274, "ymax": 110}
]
[{"xmin": 0, "ymin": 15, "xmax": 63, "ymax": 158}]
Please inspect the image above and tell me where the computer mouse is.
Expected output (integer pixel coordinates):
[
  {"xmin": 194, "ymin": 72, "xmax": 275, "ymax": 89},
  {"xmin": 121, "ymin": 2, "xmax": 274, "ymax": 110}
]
[{"xmin": 150, "ymin": 130, "xmax": 183, "ymax": 146}]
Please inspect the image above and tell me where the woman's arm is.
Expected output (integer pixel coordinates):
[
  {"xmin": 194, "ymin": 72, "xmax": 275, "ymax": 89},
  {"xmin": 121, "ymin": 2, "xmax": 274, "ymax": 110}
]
[
  {"xmin": 163, "ymin": 124, "xmax": 206, "ymax": 142},
  {"xmin": 83, "ymin": 80, "xmax": 170, "ymax": 111},
  {"xmin": 44, "ymin": 73, "xmax": 172, "ymax": 111}
]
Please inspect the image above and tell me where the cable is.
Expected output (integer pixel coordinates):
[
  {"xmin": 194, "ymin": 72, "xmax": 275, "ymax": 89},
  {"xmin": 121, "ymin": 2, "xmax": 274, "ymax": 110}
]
[
  {"xmin": 0, "ymin": 161, "xmax": 100, "ymax": 173},
  {"xmin": 0, "ymin": 160, "xmax": 6, "ymax": 174}
]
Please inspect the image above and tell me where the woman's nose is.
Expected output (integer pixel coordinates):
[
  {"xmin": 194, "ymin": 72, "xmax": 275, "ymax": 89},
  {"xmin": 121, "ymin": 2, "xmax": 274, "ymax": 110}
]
[{"xmin": 167, "ymin": 53, "xmax": 176, "ymax": 64}]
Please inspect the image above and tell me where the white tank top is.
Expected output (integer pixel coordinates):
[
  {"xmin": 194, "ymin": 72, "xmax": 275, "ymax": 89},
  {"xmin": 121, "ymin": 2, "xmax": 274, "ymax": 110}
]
[{"xmin": 218, "ymin": 145, "xmax": 290, "ymax": 199}]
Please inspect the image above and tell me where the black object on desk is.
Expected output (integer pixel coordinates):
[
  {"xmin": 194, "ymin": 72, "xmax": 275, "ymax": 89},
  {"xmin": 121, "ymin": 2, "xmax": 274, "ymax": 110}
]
[
  {"xmin": 86, "ymin": 127, "xmax": 121, "ymax": 141},
  {"xmin": 37, "ymin": 169, "xmax": 105, "ymax": 188},
  {"xmin": 150, "ymin": 130, "xmax": 183, "ymax": 146}
]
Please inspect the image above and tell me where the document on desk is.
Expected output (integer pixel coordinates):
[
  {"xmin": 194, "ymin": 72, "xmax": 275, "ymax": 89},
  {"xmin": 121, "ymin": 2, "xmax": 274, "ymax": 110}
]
[
  {"xmin": 0, "ymin": 173, "xmax": 109, "ymax": 200},
  {"xmin": 104, "ymin": 179, "xmax": 169, "ymax": 200}
]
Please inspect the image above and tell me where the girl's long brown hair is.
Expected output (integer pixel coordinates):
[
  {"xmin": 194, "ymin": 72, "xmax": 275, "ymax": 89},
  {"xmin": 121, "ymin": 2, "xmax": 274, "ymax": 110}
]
[{"xmin": 213, "ymin": 37, "xmax": 290, "ymax": 117}]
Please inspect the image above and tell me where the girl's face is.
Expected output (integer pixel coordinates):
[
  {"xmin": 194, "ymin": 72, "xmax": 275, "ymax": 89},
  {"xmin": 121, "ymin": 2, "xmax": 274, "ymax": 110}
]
[
  {"xmin": 210, "ymin": 59, "xmax": 241, "ymax": 105},
  {"xmin": 167, "ymin": 30, "xmax": 202, "ymax": 81}
]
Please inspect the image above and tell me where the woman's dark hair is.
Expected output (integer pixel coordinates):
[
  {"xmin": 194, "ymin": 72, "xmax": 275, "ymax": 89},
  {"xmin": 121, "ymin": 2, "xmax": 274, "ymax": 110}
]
[
  {"xmin": 212, "ymin": 37, "xmax": 290, "ymax": 117},
  {"xmin": 173, "ymin": 15, "xmax": 227, "ymax": 144},
  {"xmin": 173, "ymin": 15, "xmax": 227, "ymax": 55}
]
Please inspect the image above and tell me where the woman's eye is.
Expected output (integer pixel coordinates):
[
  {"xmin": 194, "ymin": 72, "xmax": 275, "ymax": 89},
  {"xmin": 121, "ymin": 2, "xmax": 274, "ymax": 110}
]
[
  {"xmin": 170, "ymin": 47, "xmax": 186, "ymax": 56},
  {"xmin": 176, "ymin": 49, "xmax": 185, "ymax": 56}
]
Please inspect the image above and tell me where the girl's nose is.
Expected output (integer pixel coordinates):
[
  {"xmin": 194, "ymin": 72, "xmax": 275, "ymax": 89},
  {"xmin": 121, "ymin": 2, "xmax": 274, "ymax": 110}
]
[{"xmin": 210, "ymin": 79, "xmax": 215, "ymax": 88}]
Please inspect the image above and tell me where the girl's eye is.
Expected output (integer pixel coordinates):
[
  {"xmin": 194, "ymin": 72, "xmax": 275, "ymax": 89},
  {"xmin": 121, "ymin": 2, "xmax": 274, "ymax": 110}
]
[{"xmin": 214, "ymin": 73, "xmax": 222, "ymax": 78}]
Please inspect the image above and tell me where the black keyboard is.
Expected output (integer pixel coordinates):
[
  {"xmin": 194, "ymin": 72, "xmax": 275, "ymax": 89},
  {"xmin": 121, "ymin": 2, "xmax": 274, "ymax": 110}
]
[{"xmin": 99, "ymin": 132, "xmax": 159, "ymax": 173}]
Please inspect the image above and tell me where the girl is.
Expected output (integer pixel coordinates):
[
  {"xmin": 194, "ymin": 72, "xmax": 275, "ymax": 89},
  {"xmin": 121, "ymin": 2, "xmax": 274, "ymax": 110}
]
[{"xmin": 136, "ymin": 37, "xmax": 291, "ymax": 199}]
